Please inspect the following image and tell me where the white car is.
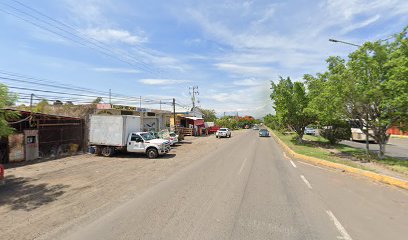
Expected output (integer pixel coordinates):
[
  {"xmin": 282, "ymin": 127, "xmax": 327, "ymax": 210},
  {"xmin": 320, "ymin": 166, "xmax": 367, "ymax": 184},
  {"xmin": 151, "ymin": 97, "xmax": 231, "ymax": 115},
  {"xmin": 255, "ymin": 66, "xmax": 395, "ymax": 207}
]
[
  {"xmin": 169, "ymin": 132, "xmax": 179, "ymax": 145},
  {"xmin": 216, "ymin": 128, "xmax": 231, "ymax": 138},
  {"xmin": 304, "ymin": 127, "xmax": 316, "ymax": 135}
]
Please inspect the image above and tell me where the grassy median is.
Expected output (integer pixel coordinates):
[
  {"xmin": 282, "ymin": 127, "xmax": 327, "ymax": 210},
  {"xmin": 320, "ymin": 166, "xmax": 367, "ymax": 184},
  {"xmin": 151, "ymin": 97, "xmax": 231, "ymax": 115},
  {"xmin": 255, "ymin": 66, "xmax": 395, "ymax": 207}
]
[{"xmin": 272, "ymin": 131, "xmax": 408, "ymax": 175}]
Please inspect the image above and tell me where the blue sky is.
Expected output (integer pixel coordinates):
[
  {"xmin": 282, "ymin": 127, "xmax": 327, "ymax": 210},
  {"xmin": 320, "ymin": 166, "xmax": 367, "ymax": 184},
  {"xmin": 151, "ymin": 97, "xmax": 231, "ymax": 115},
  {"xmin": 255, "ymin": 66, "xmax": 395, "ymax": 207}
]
[{"xmin": 0, "ymin": 0, "xmax": 407, "ymax": 117}]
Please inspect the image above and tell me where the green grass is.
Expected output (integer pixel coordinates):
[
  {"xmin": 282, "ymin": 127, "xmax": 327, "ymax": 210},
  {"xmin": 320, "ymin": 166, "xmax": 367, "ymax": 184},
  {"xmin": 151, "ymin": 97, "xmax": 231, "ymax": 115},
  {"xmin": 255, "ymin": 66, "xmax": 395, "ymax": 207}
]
[
  {"xmin": 273, "ymin": 131, "xmax": 376, "ymax": 172},
  {"xmin": 273, "ymin": 131, "xmax": 408, "ymax": 175}
]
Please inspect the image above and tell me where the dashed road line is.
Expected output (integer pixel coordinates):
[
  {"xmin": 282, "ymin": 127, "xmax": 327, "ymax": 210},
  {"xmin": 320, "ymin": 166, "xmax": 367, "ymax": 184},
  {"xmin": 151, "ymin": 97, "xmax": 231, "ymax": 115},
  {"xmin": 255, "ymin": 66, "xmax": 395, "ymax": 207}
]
[
  {"xmin": 326, "ymin": 210, "xmax": 353, "ymax": 240},
  {"xmin": 289, "ymin": 160, "xmax": 297, "ymax": 168},
  {"xmin": 300, "ymin": 175, "xmax": 313, "ymax": 189},
  {"xmin": 238, "ymin": 158, "xmax": 248, "ymax": 175},
  {"xmin": 297, "ymin": 161, "xmax": 334, "ymax": 171},
  {"xmin": 283, "ymin": 152, "xmax": 291, "ymax": 159}
]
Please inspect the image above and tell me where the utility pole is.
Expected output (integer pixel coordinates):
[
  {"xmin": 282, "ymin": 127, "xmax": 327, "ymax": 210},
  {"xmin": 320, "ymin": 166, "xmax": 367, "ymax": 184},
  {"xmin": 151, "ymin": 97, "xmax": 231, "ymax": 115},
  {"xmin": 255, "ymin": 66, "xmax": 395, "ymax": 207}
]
[
  {"xmin": 139, "ymin": 96, "xmax": 142, "ymax": 108},
  {"xmin": 30, "ymin": 93, "xmax": 34, "ymax": 111},
  {"xmin": 109, "ymin": 89, "xmax": 112, "ymax": 105},
  {"xmin": 159, "ymin": 100, "xmax": 162, "ymax": 110},
  {"xmin": 173, "ymin": 98, "xmax": 176, "ymax": 129},
  {"xmin": 189, "ymin": 86, "xmax": 199, "ymax": 110}
]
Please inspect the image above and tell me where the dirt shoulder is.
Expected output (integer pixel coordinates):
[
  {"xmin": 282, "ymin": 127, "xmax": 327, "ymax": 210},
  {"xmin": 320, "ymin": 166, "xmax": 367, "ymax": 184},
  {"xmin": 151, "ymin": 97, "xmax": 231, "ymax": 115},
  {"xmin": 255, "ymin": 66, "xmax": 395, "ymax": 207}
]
[{"xmin": 0, "ymin": 130, "xmax": 246, "ymax": 240}]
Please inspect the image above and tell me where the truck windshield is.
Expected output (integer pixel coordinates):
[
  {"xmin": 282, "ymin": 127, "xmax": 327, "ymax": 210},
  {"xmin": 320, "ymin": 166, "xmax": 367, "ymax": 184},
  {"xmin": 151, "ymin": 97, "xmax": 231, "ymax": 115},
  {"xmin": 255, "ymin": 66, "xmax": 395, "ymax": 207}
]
[{"xmin": 140, "ymin": 133, "xmax": 154, "ymax": 141}]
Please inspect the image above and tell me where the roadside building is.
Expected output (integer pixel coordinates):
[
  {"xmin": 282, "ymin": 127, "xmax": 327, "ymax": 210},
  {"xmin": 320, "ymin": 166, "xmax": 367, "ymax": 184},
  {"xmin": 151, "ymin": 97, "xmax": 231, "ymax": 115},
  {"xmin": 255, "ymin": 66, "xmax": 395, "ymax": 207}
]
[
  {"xmin": 0, "ymin": 109, "xmax": 84, "ymax": 163},
  {"xmin": 94, "ymin": 104, "xmax": 171, "ymax": 132},
  {"xmin": 170, "ymin": 107, "xmax": 206, "ymax": 136},
  {"xmin": 387, "ymin": 124, "xmax": 408, "ymax": 137}
]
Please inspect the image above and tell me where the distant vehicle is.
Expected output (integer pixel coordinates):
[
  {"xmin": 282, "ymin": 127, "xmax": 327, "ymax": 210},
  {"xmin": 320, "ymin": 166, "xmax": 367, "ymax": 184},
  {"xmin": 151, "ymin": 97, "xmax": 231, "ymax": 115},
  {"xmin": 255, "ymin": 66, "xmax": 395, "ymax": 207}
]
[
  {"xmin": 304, "ymin": 127, "xmax": 316, "ymax": 135},
  {"xmin": 253, "ymin": 126, "xmax": 259, "ymax": 130},
  {"xmin": 89, "ymin": 115, "xmax": 170, "ymax": 158},
  {"xmin": 259, "ymin": 129, "xmax": 270, "ymax": 137},
  {"xmin": 216, "ymin": 128, "xmax": 231, "ymax": 138},
  {"xmin": 0, "ymin": 164, "xmax": 4, "ymax": 185}
]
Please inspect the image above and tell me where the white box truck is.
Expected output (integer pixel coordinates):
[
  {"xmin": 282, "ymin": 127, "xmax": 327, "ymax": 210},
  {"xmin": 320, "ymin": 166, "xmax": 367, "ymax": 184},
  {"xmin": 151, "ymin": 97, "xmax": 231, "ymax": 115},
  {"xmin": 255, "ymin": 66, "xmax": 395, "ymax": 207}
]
[{"xmin": 89, "ymin": 115, "xmax": 171, "ymax": 158}]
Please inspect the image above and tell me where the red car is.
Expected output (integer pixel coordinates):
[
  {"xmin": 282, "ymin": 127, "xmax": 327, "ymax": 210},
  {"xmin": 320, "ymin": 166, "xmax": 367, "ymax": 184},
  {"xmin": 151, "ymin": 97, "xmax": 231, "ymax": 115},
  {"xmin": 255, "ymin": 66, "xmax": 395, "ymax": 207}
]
[{"xmin": 0, "ymin": 164, "xmax": 4, "ymax": 185}]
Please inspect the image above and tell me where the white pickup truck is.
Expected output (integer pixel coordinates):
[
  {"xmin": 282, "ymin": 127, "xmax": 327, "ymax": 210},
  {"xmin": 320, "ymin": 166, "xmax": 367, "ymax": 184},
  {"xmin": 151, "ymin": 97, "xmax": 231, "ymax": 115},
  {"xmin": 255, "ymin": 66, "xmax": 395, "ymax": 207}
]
[
  {"xmin": 215, "ymin": 128, "xmax": 231, "ymax": 138},
  {"xmin": 89, "ymin": 115, "xmax": 170, "ymax": 158}
]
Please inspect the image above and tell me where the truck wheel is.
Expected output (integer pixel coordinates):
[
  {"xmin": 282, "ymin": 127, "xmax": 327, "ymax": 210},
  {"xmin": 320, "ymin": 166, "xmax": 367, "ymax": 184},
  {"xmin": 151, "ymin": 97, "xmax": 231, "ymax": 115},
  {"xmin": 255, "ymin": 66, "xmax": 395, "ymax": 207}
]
[
  {"xmin": 101, "ymin": 146, "xmax": 114, "ymax": 157},
  {"xmin": 95, "ymin": 146, "xmax": 102, "ymax": 156},
  {"xmin": 146, "ymin": 148, "xmax": 158, "ymax": 159}
]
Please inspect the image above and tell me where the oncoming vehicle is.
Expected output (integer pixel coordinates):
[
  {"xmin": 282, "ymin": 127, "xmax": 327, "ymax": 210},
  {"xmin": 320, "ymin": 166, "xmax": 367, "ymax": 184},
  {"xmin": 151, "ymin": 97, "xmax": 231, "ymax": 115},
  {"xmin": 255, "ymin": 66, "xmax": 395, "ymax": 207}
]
[
  {"xmin": 216, "ymin": 128, "xmax": 231, "ymax": 138},
  {"xmin": 259, "ymin": 129, "xmax": 270, "ymax": 137}
]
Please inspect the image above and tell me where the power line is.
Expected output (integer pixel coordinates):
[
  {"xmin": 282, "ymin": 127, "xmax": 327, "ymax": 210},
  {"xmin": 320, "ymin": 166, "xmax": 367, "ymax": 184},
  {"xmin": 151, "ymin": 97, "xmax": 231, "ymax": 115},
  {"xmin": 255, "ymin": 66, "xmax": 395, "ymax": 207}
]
[
  {"xmin": 11, "ymin": 0, "xmax": 164, "ymax": 71},
  {"xmin": 0, "ymin": 1, "xmax": 161, "ymax": 75},
  {"xmin": 1, "ymin": 72, "xmax": 175, "ymax": 104}
]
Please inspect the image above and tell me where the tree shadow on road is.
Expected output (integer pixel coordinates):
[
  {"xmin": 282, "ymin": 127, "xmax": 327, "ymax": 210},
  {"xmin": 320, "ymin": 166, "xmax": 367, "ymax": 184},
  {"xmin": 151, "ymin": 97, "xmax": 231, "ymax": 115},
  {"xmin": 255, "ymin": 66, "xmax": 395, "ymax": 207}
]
[{"xmin": 0, "ymin": 175, "xmax": 69, "ymax": 211}]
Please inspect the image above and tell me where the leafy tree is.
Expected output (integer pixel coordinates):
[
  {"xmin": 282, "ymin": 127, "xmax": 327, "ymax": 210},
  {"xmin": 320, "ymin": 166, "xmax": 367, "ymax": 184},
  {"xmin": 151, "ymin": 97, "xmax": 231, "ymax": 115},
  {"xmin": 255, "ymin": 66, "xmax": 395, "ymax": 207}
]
[
  {"xmin": 0, "ymin": 84, "xmax": 18, "ymax": 137},
  {"xmin": 53, "ymin": 100, "xmax": 63, "ymax": 105},
  {"xmin": 237, "ymin": 115, "xmax": 256, "ymax": 128},
  {"xmin": 263, "ymin": 114, "xmax": 285, "ymax": 131},
  {"xmin": 305, "ymin": 57, "xmax": 351, "ymax": 144},
  {"xmin": 215, "ymin": 116, "xmax": 239, "ymax": 130},
  {"xmin": 270, "ymin": 77, "xmax": 315, "ymax": 142},
  {"xmin": 344, "ymin": 37, "xmax": 407, "ymax": 158},
  {"xmin": 385, "ymin": 26, "xmax": 408, "ymax": 130},
  {"xmin": 92, "ymin": 97, "xmax": 103, "ymax": 104},
  {"xmin": 198, "ymin": 108, "xmax": 217, "ymax": 122},
  {"xmin": 34, "ymin": 99, "xmax": 49, "ymax": 112}
]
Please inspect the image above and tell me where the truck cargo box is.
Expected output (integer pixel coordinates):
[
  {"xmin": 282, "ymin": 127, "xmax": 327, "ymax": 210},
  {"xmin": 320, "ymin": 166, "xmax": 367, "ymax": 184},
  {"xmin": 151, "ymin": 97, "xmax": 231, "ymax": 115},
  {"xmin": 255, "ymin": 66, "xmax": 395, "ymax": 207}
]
[{"xmin": 89, "ymin": 115, "xmax": 141, "ymax": 147}]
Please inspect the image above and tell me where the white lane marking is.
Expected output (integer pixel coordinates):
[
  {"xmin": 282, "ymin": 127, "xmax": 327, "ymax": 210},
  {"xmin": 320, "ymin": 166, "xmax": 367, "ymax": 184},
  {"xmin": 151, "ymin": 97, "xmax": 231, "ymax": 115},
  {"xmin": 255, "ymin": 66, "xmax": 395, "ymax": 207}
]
[
  {"xmin": 326, "ymin": 210, "xmax": 353, "ymax": 240},
  {"xmin": 289, "ymin": 160, "xmax": 297, "ymax": 168},
  {"xmin": 297, "ymin": 161, "xmax": 331, "ymax": 171},
  {"xmin": 238, "ymin": 158, "xmax": 248, "ymax": 175},
  {"xmin": 300, "ymin": 175, "xmax": 312, "ymax": 189},
  {"xmin": 283, "ymin": 152, "xmax": 290, "ymax": 159}
]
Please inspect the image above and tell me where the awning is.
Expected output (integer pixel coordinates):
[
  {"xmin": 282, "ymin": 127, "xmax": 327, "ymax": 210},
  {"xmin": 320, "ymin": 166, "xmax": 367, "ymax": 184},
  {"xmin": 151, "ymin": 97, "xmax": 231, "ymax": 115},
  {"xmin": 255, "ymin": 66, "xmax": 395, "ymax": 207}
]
[{"xmin": 194, "ymin": 119, "xmax": 205, "ymax": 126}]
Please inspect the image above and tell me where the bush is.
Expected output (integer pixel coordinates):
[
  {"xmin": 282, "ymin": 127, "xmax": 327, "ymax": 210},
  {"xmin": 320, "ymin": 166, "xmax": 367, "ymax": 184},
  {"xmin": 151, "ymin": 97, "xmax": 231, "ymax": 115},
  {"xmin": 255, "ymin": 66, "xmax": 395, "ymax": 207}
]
[{"xmin": 320, "ymin": 124, "xmax": 351, "ymax": 144}]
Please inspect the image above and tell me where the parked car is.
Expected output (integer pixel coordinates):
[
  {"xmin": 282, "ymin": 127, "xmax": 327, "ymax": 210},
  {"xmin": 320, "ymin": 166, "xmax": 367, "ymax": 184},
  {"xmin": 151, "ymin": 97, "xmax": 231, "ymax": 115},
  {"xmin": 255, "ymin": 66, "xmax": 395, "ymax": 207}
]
[
  {"xmin": 304, "ymin": 127, "xmax": 316, "ymax": 135},
  {"xmin": 0, "ymin": 164, "xmax": 4, "ymax": 185},
  {"xmin": 259, "ymin": 129, "xmax": 270, "ymax": 137},
  {"xmin": 252, "ymin": 126, "xmax": 259, "ymax": 130},
  {"xmin": 216, "ymin": 128, "xmax": 231, "ymax": 138},
  {"xmin": 169, "ymin": 132, "xmax": 179, "ymax": 145}
]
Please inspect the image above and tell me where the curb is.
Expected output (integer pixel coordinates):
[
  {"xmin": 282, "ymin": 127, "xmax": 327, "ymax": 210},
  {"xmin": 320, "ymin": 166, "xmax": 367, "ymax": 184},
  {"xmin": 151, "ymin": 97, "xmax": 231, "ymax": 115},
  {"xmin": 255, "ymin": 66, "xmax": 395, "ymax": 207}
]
[
  {"xmin": 390, "ymin": 134, "xmax": 408, "ymax": 139},
  {"xmin": 269, "ymin": 130, "xmax": 408, "ymax": 190}
]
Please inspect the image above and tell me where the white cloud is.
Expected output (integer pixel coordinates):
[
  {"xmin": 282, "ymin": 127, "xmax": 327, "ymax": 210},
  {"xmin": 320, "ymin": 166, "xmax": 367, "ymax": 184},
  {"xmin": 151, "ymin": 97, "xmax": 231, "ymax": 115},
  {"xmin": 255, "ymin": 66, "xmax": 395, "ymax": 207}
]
[
  {"xmin": 233, "ymin": 78, "xmax": 263, "ymax": 86},
  {"xmin": 85, "ymin": 28, "xmax": 147, "ymax": 45},
  {"xmin": 215, "ymin": 63, "xmax": 274, "ymax": 76},
  {"xmin": 92, "ymin": 67, "xmax": 140, "ymax": 73},
  {"xmin": 341, "ymin": 15, "xmax": 381, "ymax": 34},
  {"xmin": 139, "ymin": 79, "xmax": 191, "ymax": 85}
]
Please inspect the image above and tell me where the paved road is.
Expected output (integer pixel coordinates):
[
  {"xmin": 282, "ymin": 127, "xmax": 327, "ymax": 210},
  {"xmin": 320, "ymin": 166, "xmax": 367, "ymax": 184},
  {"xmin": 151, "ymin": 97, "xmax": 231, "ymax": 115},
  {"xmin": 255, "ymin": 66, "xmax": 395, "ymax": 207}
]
[
  {"xmin": 56, "ymin": 130, "xmax": 408, "ymax": 240},
  {"xmin": 341, "ymin": 138, "xmax": 408, "ymax": 160}
]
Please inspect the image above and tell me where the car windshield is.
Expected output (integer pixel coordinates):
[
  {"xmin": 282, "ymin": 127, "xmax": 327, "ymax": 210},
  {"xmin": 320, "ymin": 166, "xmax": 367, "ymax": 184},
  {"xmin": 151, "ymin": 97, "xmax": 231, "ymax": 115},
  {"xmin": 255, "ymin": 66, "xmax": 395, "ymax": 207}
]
[
  {"xmin": 219, "ymin": 128, "xmax": 227, "ymax": 131},
  {"xmin": 140, "ymin": 133, "xmax": 155, "ymax": 141},
  {"xmin": 260, "ymin": 129, "xmax": 268, "ymax": 132}
]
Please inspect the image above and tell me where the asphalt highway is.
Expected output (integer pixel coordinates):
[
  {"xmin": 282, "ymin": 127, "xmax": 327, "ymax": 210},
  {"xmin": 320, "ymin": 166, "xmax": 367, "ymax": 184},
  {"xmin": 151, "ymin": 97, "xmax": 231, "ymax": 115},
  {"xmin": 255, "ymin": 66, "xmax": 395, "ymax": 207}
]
[{"xmin": 59, "ymin": 130, "xmax": 408, "ymax": 240}]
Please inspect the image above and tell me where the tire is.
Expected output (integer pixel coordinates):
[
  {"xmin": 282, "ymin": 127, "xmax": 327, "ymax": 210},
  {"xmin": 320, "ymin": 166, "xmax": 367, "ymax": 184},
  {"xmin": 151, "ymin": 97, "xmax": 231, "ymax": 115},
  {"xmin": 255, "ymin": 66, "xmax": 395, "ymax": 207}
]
[
  {"xmin": 146, "ymin": 148, "xmax": 159, "ymax": 159},
  {"xmin": 95, "ymin": 146, "xmax": 102, "ymax": 156},
  {"xmin": 101, "ymin": 146, "xmax": 114, "ymax": 157}
]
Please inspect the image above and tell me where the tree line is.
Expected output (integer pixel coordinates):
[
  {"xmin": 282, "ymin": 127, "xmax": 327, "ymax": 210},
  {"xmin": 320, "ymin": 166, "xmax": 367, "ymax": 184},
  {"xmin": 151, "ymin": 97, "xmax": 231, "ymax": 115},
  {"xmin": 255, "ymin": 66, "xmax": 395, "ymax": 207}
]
[{"xmin": 267, "ymin": 26, "xmax": 408, "ymax": 158}]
